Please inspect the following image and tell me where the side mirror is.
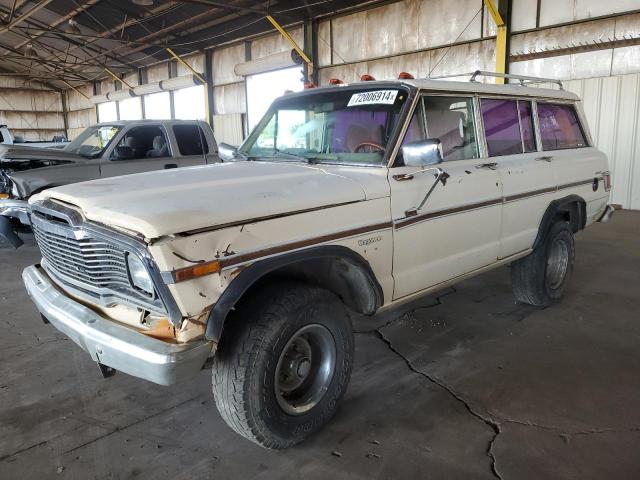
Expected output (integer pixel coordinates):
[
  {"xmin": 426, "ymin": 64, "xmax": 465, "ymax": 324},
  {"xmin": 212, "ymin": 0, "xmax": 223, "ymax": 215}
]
[
  {"xmin": 401, "ymin": 139, "xmax": 443, "ymax": 167},
  {"xmin": 218, "ymin": 143, "xmax": 239, "ymax": 162}
]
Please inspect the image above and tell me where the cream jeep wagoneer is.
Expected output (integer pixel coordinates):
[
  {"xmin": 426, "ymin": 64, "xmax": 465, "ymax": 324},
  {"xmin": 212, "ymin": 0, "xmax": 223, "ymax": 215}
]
[{"xmin": 23, "ymin": 71, "xmax": 614, "ymax": 448}]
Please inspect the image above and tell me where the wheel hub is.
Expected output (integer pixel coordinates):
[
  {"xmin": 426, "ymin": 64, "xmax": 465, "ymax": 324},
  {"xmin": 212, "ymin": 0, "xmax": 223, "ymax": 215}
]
[
  {"xmin": 546, "ymin": 237, "xmax": 569, "ymax": 289},
  {"xmin": 275, "ymin": 324, "xmax": 337, "ymax": 416}
]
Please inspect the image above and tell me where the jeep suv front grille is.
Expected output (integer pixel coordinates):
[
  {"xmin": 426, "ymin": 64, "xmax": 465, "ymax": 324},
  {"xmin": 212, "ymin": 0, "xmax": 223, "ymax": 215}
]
[
  {"xmin": 30, "ymin": 201, "xmax": 169, "ymax": 317},
  {"xmin": 33, "ymin": 223, "xmax": 131, "ymax": 290}
]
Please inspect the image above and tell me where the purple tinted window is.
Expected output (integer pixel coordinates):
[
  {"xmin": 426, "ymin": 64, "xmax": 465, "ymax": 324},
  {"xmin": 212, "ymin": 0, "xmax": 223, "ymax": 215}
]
[
  {"xmin": 330, "ymin": 110, "xmax": 388, "ymax": 153},
  {"xmin": 518, "ymin": 100, "xmax": 536, "ymax": 152},
  {"xmin": 481, "ymin": 99, "xmax": 522, "ymax": 156},
  {"xmin": 538, "ymin": 103, "xmax": 587, "ymax": 150}
]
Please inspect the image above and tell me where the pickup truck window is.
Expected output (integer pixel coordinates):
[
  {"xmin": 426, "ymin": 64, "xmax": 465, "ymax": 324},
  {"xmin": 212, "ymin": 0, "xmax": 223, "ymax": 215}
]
[
  {"xmin": 173, "ymin": 125, "xmax": 209, "ymax": 155},
  {"xmin": 112, "ymin": 125, "xmax": 170, "ymax": 160},
  {"xmin": 64, "ymin": 125, "xmax": 121, "ymax": 158},
  {"xmin": 241, "ymin": 87, "xmax": 409, "ymax": 165},
  {"xmin": 423, "ymin": 96, "xmax": 478, "ymax": 161},
  {"xmin": 538, "ymin": 103, "xmax": 587, "ymax": 151}
]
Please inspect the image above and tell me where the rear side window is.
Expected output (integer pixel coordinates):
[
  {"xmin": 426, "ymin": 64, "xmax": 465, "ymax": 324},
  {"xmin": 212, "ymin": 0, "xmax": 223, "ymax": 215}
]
[
  {"xmin": 481, "ymin": 99, "xmax": 538, "ymax": 157},
  {"xmin": 173, "ymin": 124, "xmax": 209, "ymax": 156},
  {"xmin": 537, "ymin": 103, "xmax": 587, "ymax": 150}
]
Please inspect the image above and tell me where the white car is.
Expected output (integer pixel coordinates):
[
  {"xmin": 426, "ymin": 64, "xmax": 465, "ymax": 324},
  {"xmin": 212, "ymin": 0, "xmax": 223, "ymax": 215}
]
[{"xmin": 22, "ymin": 71, "xmax": 613, "ymax": 449}]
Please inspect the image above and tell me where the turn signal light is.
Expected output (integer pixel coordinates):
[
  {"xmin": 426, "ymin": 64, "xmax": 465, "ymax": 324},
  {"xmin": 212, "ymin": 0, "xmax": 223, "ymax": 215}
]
[
  {"xmin": 360, "ymin": 74, "xmax": 376, "ymax": 81},
  {"xmin": 0, "ymin": 193, "xmax": 9, "ymax": 199},
  {"xmin": 329, "ymin": 78, "xmax": 343, "ymax": 85},
  {"xmin": 173, "ymin": 260, "xmax": 221, "ymax": 283},
  {"xmin": 398, "ymin": 72, "xmax": 415, "ymax": 79},
  {"xmin": 304, "ymin": 81, "xmax": 317, "ymax": 89}
]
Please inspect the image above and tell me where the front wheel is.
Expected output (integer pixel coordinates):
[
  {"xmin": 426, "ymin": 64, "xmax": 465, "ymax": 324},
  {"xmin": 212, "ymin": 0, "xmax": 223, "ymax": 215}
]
[
  {"xmin": 212, "ymin": 283, "xmax": 354, "ymax": 449},
  {"xmin": 511, "ymin": 221, "xmax": 575, "ymax": 307}
]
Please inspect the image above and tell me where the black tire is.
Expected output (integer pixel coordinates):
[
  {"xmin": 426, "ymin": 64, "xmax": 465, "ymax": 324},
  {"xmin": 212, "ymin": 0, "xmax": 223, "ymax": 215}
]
[
  {"xmin": 511, "ymin": 221, "xmax": 575, "ymax": 307},
  {"xmin": 212, "ymin": 282, "xmax": 354, "ymax": 449}
]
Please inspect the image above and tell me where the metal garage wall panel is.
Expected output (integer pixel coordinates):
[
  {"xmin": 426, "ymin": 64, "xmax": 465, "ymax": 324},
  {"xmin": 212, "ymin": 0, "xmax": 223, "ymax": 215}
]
[
  {"xmin": 365, "ymin": 1, "xmax": 419, "ymax": 59},
  {"xmin": 147, "ymin": 63, "xmax": 169, "ymax": 83},
  {"xmin": 511, "ymin": 0, "xmax": 538, "ymax": 32},
  {"xmin": 33, "ymin": 91, "xmax": 63, "ymax": 112},
  {"xmin": 176, "ymin": 53, "xmax": 204, "ymax": 76},
  {"xmin": 214, "ymin": 82, "xmax": 246, "ymax": 115},
  {"xmin": 251, "ymin": 28, "xmax": 303, "ymax": 61},
  {"xmin": 510, "ymin": 56, "xmax": 573, "ymax": 79},
  {"xmin": 67, "ymin": 85, "xmax": 94, "ymax": 111},
  {"xmin": 612, "ymin": 46, "xmax": 640, "ymax": 76},
  {"xmin": 565, "ymin": 74, "xmax": 640, "ymax": 209},
  {"xmin": 330, "ymin": 10, "xmax": 367, "ymax": 64},
  {"xmin": 68, "ymin": 108, "xmax": 97, "ymax": 130},
  {"xmin": 213, "ymin": 44, "xmax": 245, "ymax": 86},
  {"xmin": 418, "ymin": 0, "xmax": 483, "ymax": 49},
  {"xmin": 540, "ymin": 0, "xmax": 640, "ymax": 26},
  {"xmin": 100, "ymin": 79, "xmax": 115, "ymax": 95},
  {"xmin": 367, "ymin": 52, "xmax": 429, "ymax": 81},
  {"xmin": 318, "ymin": 62, "xmax": 369, "ymax": 84},
  {"xmin": 317, "ymin": 20, "xmax": 332, "ymax": 68},
  {"xmin": 428, "ymin": 40, "xmax": 495, "ymax": 78},
  {"xmin": 212, "ymin": 113, "xmax": 243, "ymax": 146},
  {"xmin": 123, "ymin": 71, "xmax": 139, "ymax": 87}
]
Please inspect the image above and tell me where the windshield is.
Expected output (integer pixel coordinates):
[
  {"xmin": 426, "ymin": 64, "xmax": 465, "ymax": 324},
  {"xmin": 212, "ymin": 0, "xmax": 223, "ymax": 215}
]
[
  {"xmin": 240, "ymin": 87, "xmax": 410, "ymax": 165},
  {"xmin": 64, "ymin": 125, "xmax": 121, "ymax": 158}
]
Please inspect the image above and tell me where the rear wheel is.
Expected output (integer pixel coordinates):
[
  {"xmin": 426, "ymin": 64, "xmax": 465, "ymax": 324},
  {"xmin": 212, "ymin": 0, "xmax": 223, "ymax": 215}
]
[
  {"xmin": 511, "ymin": 221, "xmax": 575, "ymax": 307},
  {"xmin": 212, "ymin": 283, "xmax": 354, "ymax": 449}
]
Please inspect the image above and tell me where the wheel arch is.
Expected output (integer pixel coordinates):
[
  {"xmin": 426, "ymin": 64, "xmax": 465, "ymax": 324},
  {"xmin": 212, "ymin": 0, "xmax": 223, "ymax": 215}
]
[
  {"xmin": 533, "ymin": 194, "xmax": 586, "ymax": 250},
  {"xmin": 205, "ymin": 245, "xmax": 384, "ymax": 342}
]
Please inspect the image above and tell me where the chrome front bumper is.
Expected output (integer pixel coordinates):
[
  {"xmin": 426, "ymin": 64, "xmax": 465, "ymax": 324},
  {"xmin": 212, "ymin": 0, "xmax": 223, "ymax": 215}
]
[
  {"xmin": 23, "ymin": 265, "xmax": 214, "ymax": 386},
  {"xmin": 0, "ymin": 199, "xmax": 30, "ymax": 225}
]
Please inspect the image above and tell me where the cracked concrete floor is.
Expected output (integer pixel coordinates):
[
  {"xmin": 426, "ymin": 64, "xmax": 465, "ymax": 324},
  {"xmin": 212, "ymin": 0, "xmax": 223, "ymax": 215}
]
[{"xmin": 1, "ymin": 211, "xmax": 639, "ymax": 479}]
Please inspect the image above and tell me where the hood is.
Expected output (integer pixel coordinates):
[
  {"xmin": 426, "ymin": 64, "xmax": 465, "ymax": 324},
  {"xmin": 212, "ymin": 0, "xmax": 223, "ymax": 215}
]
[
  {"xmin": 0, "ymin": 144, "xmax": 82, "ymax": 171},
  {"xmin": 34, "ymin": 161, "xmax": 368, "ymax": 239}
]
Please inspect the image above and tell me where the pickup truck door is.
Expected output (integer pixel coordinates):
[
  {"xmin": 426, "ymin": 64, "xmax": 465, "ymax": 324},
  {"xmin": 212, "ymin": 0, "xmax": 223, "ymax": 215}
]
[
  {"xmin": 100, "ymin": 124, "xmax": 178, "ymax": 177},
  {"xmin": 389, "ymin": 95, "xmax": 503, "ymax": 300},
  {"xmin": 478, "ymin": 98, "xmax": 557, "ymax": 258}
]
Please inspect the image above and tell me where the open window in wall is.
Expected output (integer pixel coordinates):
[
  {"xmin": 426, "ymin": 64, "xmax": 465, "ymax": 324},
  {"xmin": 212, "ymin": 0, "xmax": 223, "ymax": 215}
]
[
  {"xmin": 97, "ymin": 101, "xmax": 117, "ymax": 122},
  {"xmin": 481, "ymin": 98, "xmax": 537, "ymax": 156},
  {"xmin": 246, "ymin": 66, "xmax": 304, "ymax": 132},
  {"xmin": 174, "ymin": 85, "xmax": 205, "ymax": 120},
  {"xmin": 118, "ymin": 97, "xmax": 142, "ymax": 121},
  {"xmin": 144, "ymin": 92, "xmax": 171, "ymax": 119}
]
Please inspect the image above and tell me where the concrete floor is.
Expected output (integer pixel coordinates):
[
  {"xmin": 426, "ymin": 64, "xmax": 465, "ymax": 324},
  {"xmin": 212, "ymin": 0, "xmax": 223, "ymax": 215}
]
[{"xmin": 1, "ymin": 211, "xmax": 639, "ymax": 480}]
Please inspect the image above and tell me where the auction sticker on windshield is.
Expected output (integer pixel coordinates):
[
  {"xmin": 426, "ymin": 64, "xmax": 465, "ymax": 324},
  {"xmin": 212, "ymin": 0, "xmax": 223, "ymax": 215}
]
[{"xmin": 347, "ymin": 90, "xmax": 398, "ymax": 107}]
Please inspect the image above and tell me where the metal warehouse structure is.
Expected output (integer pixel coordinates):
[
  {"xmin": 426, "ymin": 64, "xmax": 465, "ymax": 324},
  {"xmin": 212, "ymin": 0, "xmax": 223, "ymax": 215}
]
[{"xmin": 0, "ymin": 0, "xmax": 639, "ymax": 208}]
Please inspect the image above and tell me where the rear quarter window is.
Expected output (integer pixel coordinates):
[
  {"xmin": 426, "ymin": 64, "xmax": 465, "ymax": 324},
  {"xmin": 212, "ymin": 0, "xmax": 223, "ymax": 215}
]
[
  {"xmin": 173, "ymin": 124, "xmax": 209, "ymax": 156},
  {"xmin": 537, "ymin": 103, "xmax": 587, "ymax": 151}
]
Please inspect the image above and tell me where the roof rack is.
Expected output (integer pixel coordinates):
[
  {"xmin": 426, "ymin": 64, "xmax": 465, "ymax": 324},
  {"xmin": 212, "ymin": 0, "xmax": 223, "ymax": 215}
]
[
  {"xmin": 469, "ymin": 70, "xmax": 564, "ymax": 90},
  {"xmin": 427, "ymin": 70, "xmax": 564, "ymax": 90}
]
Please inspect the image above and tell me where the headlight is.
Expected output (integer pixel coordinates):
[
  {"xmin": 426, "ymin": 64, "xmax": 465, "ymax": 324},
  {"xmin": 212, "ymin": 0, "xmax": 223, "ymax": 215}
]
[{"xmin": 126, "ymin": 253, "xmax": 154, "ymax": 295}]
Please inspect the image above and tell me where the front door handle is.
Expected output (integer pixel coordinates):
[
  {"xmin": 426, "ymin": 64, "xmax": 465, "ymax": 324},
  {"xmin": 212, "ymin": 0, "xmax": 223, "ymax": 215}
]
[
  {"xmin": 475, "ymin": 162, "xmax": 498, "ymax": 170},
  {"xmin": 164, "ymin": 163, "xmax": 178, "ymax": 169},
  {"xmin": 392, "ymin": 173, "xmax": 414, "ymax": 181},
  {"xmin": 535, "ymin": 156, "xmax": 553, "ymax": 162}
]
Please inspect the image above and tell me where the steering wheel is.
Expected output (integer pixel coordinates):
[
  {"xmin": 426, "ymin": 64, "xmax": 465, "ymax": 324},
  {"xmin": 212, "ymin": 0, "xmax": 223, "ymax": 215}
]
[{"xmin": 354, "ymin": 141, "xmax": 385, "ymax": 153}]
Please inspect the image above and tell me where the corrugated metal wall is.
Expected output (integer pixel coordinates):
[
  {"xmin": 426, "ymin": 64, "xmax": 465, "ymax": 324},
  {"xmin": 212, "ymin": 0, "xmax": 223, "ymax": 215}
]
[
  {"xmin": 565, "ymin": 74, "xmax": 640, "ymax": 209},
  {"xmin": 0, "ymin": 77, "xmax": 65, "ymax": 141}
]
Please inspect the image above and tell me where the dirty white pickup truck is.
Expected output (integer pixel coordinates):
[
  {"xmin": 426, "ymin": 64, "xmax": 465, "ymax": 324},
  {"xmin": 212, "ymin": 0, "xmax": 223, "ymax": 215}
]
[
  {"xmin": 0, "ymin": 119, "xmax": 218, "ymax": 248},
  {"xmin": 22, "ymin": 71, "xmax": 613, "ymax": 449}
]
